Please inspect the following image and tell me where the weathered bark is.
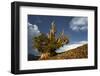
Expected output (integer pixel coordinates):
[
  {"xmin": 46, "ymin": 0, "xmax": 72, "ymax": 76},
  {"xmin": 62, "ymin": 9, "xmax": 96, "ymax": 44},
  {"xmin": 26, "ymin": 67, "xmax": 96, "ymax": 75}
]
[{"xmin": 39, "ymin": 52, "xmax": 50, "ymax": 60}]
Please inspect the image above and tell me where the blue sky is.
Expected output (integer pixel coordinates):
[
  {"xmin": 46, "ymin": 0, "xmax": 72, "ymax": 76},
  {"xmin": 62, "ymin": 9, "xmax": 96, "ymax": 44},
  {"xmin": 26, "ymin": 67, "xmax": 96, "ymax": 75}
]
[
  {"xmin": 28, "ymin": 15, "xmax": 88, "ymax": 43},
  {"xmin": 28, "ymin": 15, "xmax": 88, "ymax": 56}
]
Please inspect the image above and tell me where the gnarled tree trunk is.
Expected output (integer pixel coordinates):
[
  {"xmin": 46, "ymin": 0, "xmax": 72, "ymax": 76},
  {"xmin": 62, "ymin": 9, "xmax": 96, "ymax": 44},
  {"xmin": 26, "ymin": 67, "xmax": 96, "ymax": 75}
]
[{"xmin": 39, "ymin": 52, "xmax": 50, "ymax": 60}]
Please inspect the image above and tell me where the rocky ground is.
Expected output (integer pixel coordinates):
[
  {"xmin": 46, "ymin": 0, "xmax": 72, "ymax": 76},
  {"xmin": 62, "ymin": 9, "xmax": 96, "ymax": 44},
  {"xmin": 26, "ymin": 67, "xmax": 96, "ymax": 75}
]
[
  {"xmin": 48, "ymin": 44, "xmax": 88, "ymax": 60},
  {"xmin": 28, "ymin": 44, "xmax": 88, "ymax": 61}
]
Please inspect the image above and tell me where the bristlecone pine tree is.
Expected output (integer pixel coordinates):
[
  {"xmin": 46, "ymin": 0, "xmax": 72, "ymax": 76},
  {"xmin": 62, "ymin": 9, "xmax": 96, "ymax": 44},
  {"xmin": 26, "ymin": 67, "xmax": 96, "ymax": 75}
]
[{"xmin": 33, "ymin": 21, "xmax": 69, "ymax": 60}]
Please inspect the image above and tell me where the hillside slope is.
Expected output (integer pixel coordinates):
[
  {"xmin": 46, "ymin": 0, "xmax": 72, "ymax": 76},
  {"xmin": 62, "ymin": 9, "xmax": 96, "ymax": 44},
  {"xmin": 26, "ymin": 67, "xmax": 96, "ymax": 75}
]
[{"xmin": 48, "ymin": 44, "xmax": 88, "ymax": 60}]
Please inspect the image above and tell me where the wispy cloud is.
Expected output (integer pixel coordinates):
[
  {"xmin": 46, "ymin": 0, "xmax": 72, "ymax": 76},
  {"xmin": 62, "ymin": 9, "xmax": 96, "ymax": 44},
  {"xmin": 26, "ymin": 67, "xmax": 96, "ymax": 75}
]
[
  {"xmin": 69, "ymin": 17, "xmax": 88, "ymax": 31},
  {"xmin": 56, "ymin": 41, "xmax": 87, "ymax": 53}
]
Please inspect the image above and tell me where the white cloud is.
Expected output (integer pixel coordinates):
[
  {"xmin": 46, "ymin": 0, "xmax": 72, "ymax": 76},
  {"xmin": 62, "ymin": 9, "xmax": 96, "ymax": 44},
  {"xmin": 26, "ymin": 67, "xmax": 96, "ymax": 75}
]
[
  {"xmin": 56, "ymin": 41, "xmax": 87, "ymax": 53},
  {"xmin": 28, "ymin": 22, "xmax": 41, "ymax": 36},
  {"xmin": 78, "ymin": 41, "xmax": 87, "ymax": 44},
  {"xmin": 28, "ymin": 22, "xmax": 41, "ymax": 56},
  {"xmin": 69, "ymin": 17, "xmax": 88, "ymax": 31}
]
